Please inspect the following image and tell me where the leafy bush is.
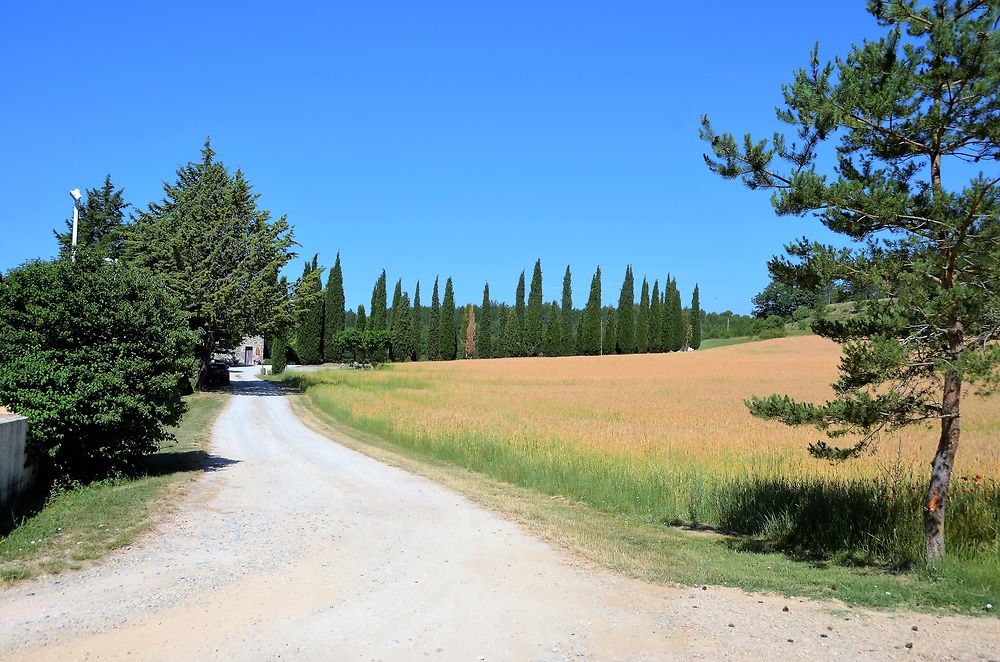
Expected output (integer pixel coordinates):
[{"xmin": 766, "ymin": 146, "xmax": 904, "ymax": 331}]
[{"xmin": 0, "ymin": 255, "xmax": 196, "ymax": 482}]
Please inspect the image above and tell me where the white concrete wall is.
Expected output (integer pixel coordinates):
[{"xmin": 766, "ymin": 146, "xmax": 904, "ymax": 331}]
[{"xmin": 0, "ymin": 415, "xmax": 32, "ymax": 506}]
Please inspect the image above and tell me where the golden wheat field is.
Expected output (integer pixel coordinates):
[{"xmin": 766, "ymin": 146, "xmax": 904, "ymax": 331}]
[{"xmin": 322, "ymin": 335, "xmax": 1000, "ymax": 480}]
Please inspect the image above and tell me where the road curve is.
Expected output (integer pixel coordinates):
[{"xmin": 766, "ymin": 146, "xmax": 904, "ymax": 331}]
[{"xmin": 1, "ymin": 369, "xmax": 996, "ymax": 661}]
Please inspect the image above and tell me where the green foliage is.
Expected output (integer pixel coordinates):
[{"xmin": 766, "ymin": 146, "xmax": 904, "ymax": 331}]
[
  {"xmin": 500, "ymin": 307, "xmax": 520, "ymax": 358},
  {"xmin": 0, "ymin": 256, "xmax": 196, "ymax": 482},
  {"xmin": 439, "ymin": 277, "xmax": 457, "ymax": 360},
  {"xmin": 702, "ymin": 0, "xmax": 1000, "ymax": 561},
  {"xmin": 579, "ymin": 267, "xmax": 603, "ymax": 355},
  {"xmin": 330, "ymin": 328, "xmax": 393, "ymax": 365},
  {"xmin": 663, "ymin": 278, "xmax": 684, "ymax": 351},
  {"xmin": 636, "ymin": 278, "xmax": 650, "ymax": 353},
  {"xmin": 544, "ymin": 301, "xmax": 562, "ymax": 357},
  {"xmin": 369, "ymin": 270, "xmax": 387, "ymax": 331},
  {"xmin": 390, "ymin": 291, "xmax": 413, "ymax": 361},
  {"xmin": 752, "ymin": 279, "xmax": 818, "ymax": 320},
  {"xmin": 55, "ymin": 174, "xmax": 129, "ymax": 261},
  {"xmin": 649, "ymin": 280, "xmax": 662, "ymax": 352},
  {"xmin": 561, "ymin": 265, "xmax": 574, "ymax": 356},
  {"xmin": 689, "ymin": 284, "xmax": 702, "ymax": 350},
  {"xmin": 427, "ymin": 278, "xmax": 441, "ymax": 360},
  {"xmin": 125, "ymin": 139, "xmax": 295, "ymax": 383},
  {"xmin": 475, "ymin": 283, "xmax": 492, "ymax": 359},
  {"xmin": 323, "ymin": 252, "xmax": 346, "ymax": 360},
  {"xmin": 410, "ymin": 282, "xmax": 422, "ymax": 361},
  {"xmin": 296, "ymin": 255, "xmax": 325, "ymax": 365},
  {"xmin": 270, "ymin": 333, "xmax": 288, "ymax": 375},
  {"xmin": 602, "ymin": 308, "xmax": 617, "ymax": 355},
  {"xmin": 355, "ymin": 304, "xmax": 367, "ymax": 330},
  {"xmin": 513, "ymin": 271, "xmax": 527, "ymax": 357},
  {"xmin": 524, "ymin": 260, "xmax": 544, "ymax": 356},
  {"xmin": 615, "ymin": 266, "xmax": 635, "ymax": 354}
]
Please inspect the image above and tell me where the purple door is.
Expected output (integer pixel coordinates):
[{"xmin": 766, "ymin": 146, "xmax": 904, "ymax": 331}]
[{"xmin": 245, "ymin": 346, "xmax": 253, "ymax": 365}]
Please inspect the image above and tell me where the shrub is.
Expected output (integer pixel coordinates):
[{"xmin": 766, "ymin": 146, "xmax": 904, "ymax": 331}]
[{"xmin": 0, "ymin": 255, "xmax": 196, "ymax": 482}]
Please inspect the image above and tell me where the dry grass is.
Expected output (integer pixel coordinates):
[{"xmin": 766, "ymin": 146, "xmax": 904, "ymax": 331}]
[{"xmin": 324, "ymin": 335, "xmax": 1000, "ymax": 480}]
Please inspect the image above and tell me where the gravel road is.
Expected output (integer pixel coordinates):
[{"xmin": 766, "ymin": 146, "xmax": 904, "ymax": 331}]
[{"xmin": 1, "ymin": 369, "xmax": 997, "ymax": 661}]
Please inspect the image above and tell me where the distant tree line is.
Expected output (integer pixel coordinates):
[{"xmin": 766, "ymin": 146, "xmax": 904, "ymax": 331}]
[{"xmin": 281, "ymin": 257, "xmax": 708, "ymax": 367}]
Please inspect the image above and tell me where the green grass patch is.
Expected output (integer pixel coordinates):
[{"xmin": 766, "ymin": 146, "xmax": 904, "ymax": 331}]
[
  {"xmin": 281, "ymin": 370, "xmax": 999, "ymax": 614},
  {"xmin": 699, "ymin": 336, "xmax": 755, "ymax": 349},
  {"xmin": 0, "ymin": 390, "xmax": 229, "ymax": 582}
]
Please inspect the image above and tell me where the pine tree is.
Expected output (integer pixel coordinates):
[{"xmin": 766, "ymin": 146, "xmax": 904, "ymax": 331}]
[
  {"xmin": 544, "ymin": 301, "xmax": 562, "ymax": 357},
  {"xmin": 580, "ymin": 267, "xmax": 602, "ymax": 355},
  {"xmin": 55, "ymin": 174, "xmax": 129, "ymax": 261},
  {"xmin": 616, "ymin": 266, "xmax": 635, "ymax": 354},
  {"xmin": 561, "ymin": 265, "xmax": 574, "ymax": 356},
  {"xmin": 689, "ymin": 284, "xmax": 702, "ymax": 350},
  {"xmin": 475, "ymin": 283, "xmax": 492, "ymax": 358},
  {"xmin": 524, "ymin": 259, "xmax": 544, "ymax": 356},
  {"xmin": 428, "ymin": 277, "xmax": 440, "ymax": 360},
  {"xmin": 410, "ymin": 281, "xmax": 422, "ymax": 360},
  {"xmin": 323, "ymin": 252, "xmax": 346, "ymax": 361},
  {"xmin": 514, "ymin": 271, "xmax": 526, "ymax": 356},
  {"xmin": 602, "ymin": 308, "xmax": 617, "ymax": 356},
  {"xmin": 702, "ymin": 0, "xmax": 1000, "ymax": 562},
  {"xmin": 439, "ymin": 277, "xmax": 457, "ymax": 360},
  {"xmin": 355, "ymin": 304, "xmax": 367, "ymax": 330},
  {"xmin": 636, "ymin": 277, "xmax": 650, "ymax": 353},
  {"xmin": 296, "ymin": 255, "xmax": 325, "ymax": 364},
  {"xmin": 649, "ymin": 280, "xmax": 662, "ymax": 353}
]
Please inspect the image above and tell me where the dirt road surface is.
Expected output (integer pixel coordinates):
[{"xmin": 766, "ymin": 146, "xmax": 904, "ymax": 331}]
[{"xmin": 2, "ymin": 369, "xmax": 997, "ymax": 660}]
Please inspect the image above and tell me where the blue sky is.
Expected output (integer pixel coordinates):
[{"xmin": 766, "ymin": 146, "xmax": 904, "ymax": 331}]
[{"xmin": 0, "ymin": 1, "xmax": 882, "ymax": 314}]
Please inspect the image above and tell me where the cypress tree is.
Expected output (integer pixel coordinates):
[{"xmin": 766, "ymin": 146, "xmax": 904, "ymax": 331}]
[
  {"xmin": 462, "ymin": 303, "xmax": 476, "ymax": 359},
  {"xmin": 391, "ymin": 291, "xmax": 413, "ymax": 361},
  {"xmin": 270, "ymin": 333, "xmax": 287, "ymax": 374},
  {"xmin": 428, "ymin": 277, "xmax": 440, "ymax": 360},
  {"xmin": 661, "ymin": 278, "xmax": 675, "ymax": 351},
  {"xmin": 690, "ymin": 284, "xmax": 702, "ymax": 350},
  {"xmin": 370, "ymin": 270, "xmax": 388, "ymax": 331},
  {"xmin": 500, "ymin": 307, "xmax": 520, "ymax": 358},
  {"xmin": 475, "ymin": 282, "xmax": 492, "ymax": 359},
  {"xmin": 580, "ymin": 267, "xmax": 602, "ymax": 355},
  {"xmin": 561, "ymin": 265, "xmax": 574, "ymax": 356},
  {"xmin": 544, "ymin": 301, "xmax": 562, "ymax": 357},
  {"xmin": 668, "ymin": 280, "xmax": 684, "ymax": 351},
  {"xmin": 410, "ymin": 281, "xmax": 422, "ymax": 360},
  {"xmin": 636, "ymin": 277, "xmax": 650, "ymax": 353},
  {"xmin": 323, "ymin": 252, "xmax": 346, "ymax": 361},
  {"xmin": 390, "ymin": 278, "xmax": 403, "ymax": 331},
  {"xmin": 649, "ymin": 280, "xmax": 662, "ymax": 353},
  {"xmin": 524, "ymin": 259, "xmax": 544, "ymax": 356},
  {"xmin": 513, "ymin": 271, "xmax": 526, "ymax": 356},
  {"xmin": 355, "ymin": 304, "xmax": 367, "ymax": 330},
  {"xmin": 439, "ymin": 277, "xmax": 457, "ymax": 360},
  {"xmin": 602, "ymin": 308, "xmax": 616, "ymax": 355},
  {"xmin": 616, "ymin": 266, "xmax": 635, "ymax": 354},
  {"xmin": 296, "ymin": 255, "xmax": 325, "ymax": 364}
]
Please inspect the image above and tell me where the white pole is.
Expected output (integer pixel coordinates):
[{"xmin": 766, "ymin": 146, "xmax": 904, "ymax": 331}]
[{"xmin": 69, "ymin": 189, "xmax": 81, "ymax": 263}]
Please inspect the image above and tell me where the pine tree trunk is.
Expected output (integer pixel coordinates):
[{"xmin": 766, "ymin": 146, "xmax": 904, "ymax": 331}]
[{"xmin": 925, "ymin": 367, "xmax": 961, "ymax": 563}]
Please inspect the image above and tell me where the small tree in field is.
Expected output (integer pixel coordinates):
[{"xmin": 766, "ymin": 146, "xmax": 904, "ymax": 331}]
[{"xmin": 701, "ymin": 0, "xmax": 1000, "ymax": 562}]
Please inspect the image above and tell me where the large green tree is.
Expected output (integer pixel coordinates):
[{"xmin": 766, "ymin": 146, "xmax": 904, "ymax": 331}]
[
  {"xmin": 370, "ymin": 270, "xmax": 388, "ymax": 331},
  {"xmin": 525, "ymin": 259, "xmax": 544, "ymax": 356},
  {"xmin": 616, "ymin": 266, "xmax": 635, "ymax": 354},
  {"xmin": 544, "ymin": 301, "xmax": 563, "ymax": 357},
  {"xmin": 701, "ymin": 0, "xmax": 1000, "ymax": 562},
  {"xmin": 0, "ymin": 255, "xmax": 195, "ymax": 481},
  {"xmin": 561, "ymin": 265, "xmax": 574, "ymax": 355},
  {"xmin": 476, "ymin": 282, "xmax": 493, "ymax": 358},
  {"xmin": 439, "ymin": 277, "xmax": 458, "ymax": 360},
  {"xmin": 636, "ymin": 277, "xmax": 650, "ymax": 353},
  {"xmin": 579, "ymin": 267, "xmax": 603, "ymax": 355},
  {"xmin": 428, "ymin": 277, "xmax": 441, "ymax": 360},
  {"xmin": 690, "ymin": 284, "xmax": 702, "ymax": 350},
  {"xmin": 391, "ymin": 290, "xmax": 413, "ymax": 361},
  {"xmin": 514, "ymin": 271, "xmax": 527, "ymax": 356},
  {"xmin": 126, "ymin": 140, "xmax": 295, "ymax": 385},
  {"xmin": 55, "ymin": 174, "xmax": 129, "ymax": 261},
  {"xmin": 296, "ymin": 255, "xmax": 325, "ymax": 364},
  {"xmin": 410, "ymin": 281, "xmax": 422, "ymax": 361},
  {"xmin": 649, "ymin": 280, "xmax": 663, "ymax": 353},
  {"xmin": 323, "ymin": 252, "xmax": 346, "ymax": 361}
]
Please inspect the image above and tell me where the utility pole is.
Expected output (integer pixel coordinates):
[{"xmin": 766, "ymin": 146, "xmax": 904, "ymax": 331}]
[{"xmin": 69, "ymin": 189, "xmax": 82, "ymax": 263}]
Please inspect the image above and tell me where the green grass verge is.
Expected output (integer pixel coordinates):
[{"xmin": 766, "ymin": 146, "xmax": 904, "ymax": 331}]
[
  {"xmin": 699, "ymin": 336, "xmax": 755, "ymax": 349},
  {"xmin": 0, "ymin": 391, "xmax": 229, "ymax": 582},
  {"xmin": 282, "ymin": 372, "xmax": 998, "ymax": 615}
]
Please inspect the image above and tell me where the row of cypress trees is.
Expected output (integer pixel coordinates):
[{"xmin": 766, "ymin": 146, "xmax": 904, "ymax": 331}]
[{"xmin": 287, "ymin": 255, "xmax": 702, "ymax": 364}]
